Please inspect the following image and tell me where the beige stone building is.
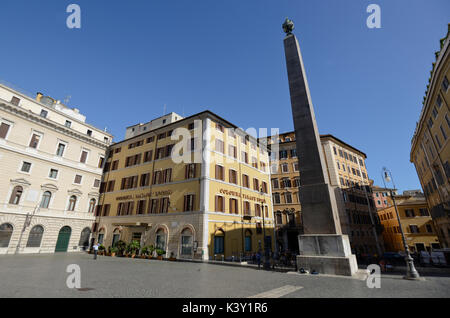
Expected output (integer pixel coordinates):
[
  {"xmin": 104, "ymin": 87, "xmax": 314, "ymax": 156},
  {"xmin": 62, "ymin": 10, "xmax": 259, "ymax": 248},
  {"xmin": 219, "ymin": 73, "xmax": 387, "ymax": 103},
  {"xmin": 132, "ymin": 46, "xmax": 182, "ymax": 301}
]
[
  {"xmin": 410, "ymin": 24, "xmax": 450, "ymax": 248},
  {"xmin": 265, "ymin": 132, "xmax": 383, "ymax": 257},
  {"xmin": 0, "ymin": 82, "xmax": 112, "ymax": 254},
  {"xmin": 95, "ymin": 111, "xmax": 274, "ymax": 260}
]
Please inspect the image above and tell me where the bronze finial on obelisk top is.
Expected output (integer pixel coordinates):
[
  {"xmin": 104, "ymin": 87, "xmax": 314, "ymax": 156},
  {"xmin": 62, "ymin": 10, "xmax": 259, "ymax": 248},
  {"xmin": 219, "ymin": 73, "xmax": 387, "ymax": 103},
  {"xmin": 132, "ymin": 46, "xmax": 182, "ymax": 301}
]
[{"xmin": 282, "ymin": 17, "xmax": 294, "ymax": 35}]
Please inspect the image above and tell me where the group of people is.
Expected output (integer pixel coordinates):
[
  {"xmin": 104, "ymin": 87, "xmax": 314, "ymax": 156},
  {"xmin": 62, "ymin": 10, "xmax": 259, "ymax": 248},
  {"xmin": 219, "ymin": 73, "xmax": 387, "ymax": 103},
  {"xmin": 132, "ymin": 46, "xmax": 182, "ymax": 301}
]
[{"xmin": 250, "ymin": 250, "xmax": 298, "ymax": 269}]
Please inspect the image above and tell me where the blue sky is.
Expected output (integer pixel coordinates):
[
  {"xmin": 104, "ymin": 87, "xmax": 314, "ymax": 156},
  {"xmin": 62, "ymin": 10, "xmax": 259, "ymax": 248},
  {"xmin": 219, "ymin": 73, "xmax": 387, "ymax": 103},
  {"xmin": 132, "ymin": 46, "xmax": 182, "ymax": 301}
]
[{"xmin": 0, "ymin": 0, "xmax": 449, "ymax": 192}]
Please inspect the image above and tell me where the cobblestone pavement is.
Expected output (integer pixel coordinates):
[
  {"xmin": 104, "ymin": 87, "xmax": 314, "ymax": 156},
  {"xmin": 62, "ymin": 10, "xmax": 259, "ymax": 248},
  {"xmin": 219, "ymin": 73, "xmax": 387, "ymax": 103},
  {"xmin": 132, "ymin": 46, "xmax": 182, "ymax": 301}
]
[{"xmin": 1, "ymin": 253, "xmax": 449, "ymax": 298}]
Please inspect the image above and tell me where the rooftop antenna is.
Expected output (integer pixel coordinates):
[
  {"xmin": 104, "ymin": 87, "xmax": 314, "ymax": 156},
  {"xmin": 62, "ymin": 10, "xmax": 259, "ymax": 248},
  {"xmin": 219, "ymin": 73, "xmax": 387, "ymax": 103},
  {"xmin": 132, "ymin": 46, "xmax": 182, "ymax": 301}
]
[{"xmin": 163, "ymin": 104, "xmax": 166, "ymax": 116}]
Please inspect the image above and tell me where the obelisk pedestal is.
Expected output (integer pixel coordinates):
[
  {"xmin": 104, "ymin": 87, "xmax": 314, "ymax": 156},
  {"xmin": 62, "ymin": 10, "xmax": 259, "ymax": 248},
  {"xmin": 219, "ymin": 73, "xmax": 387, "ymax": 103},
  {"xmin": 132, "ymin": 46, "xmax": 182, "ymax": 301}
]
[{"xmin": 282, "ymin": 18, "xmax": 358, "ymax": 276}]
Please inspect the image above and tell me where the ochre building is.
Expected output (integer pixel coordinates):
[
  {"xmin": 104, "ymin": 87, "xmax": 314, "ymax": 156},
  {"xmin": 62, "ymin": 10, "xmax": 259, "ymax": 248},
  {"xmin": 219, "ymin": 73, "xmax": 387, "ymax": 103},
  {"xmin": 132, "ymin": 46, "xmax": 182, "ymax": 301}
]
[
  {"xmin": 377, "ymin": 194, "xmax": 441, "ymax": 253},
  {"xmin": 95, "ymin": 111, "xmax": 274, "ymax": 260},
  {"xmin": 410, "ymin": 24, "xmax": 450, "ymax": 248},
  {"xmin": 265, "ymin": 131, "xmax": 384, "ymax": 257}
]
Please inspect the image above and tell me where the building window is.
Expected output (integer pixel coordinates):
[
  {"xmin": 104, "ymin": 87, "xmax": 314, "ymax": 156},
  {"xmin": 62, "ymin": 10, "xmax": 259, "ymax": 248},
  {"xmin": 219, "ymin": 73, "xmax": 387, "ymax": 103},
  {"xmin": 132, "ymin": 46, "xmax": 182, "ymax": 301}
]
[
  {"xmin": 65, "ymin": 120, "xmax": 71, "ymax": 128},
  {"xmin": 49, "ymin": 169, "xmax": 58, "ymax": 179},
  {"xmin": 419, "ymin": 208, "xmax": 429, "ymax": 216},
  {"xmin": 29, "ymin": 133, "xmax": 41, "ymax": 149},
  {"xmin": 88, "ymin": 198, "xmax": 96, "ymax": 213},
  {"xmin": 215, "ymin": 195, "xmax": 225, "ymax": 212},
  {"xmin": 79, "ymin": 227, "xmax": 91, "ymax": 248},
  {"xmin": 273, "ymin": 193, "xmax": 281, "ymax": 204},
  {"xmin": 56, "ymin": 143, "xmax": 66, "ymax": 157},
  {"xmin": 285, "ymin": 192, "xmax": 293, "ymax": 204},
  {"xmin": 442, "ymin": 75, "xmax": 449, "ymax": 91},
  {"xmin": 26, "ymin": 225, "xmax": 44, "ymax": 248},
  {"xmin": 229, "ymin": 169, "xmax": 237, "ymax": 184},
  {"xmin": 80, "ymin": 150, "xmax": 88, "ymax": 163},
  {"xmin": 242, "ymin": 174, "xmax": 249, "ymax": 188},
  {"xmin": 244, "ymin": 201, "xmax": 251, "ymax": 215},
  {"xmin": 215, "ymin": 139, "xmax": 224, "ymax": 153},
  {"xmin": 0, "ymin": 122, "xmax": 11, "ymax": 139},
  {"xmin": 245, "ymin": 230, "xmax": 252, "ymax": 252},
  {"xmin": 137, "ymin": 200, "xmax": 146, "ymax": 214},
  {"xmin": 440, "ymin": 125, "xmax": 447, "ymax": 141},
  {"xmin": 281, "ymin": 163, "xmax": 289, "ymax": 173},
  {"xmin": 0, "ymin": 223, "xmax": 14, "ymax": 248},
  {"xmin": 272, "ymin": 178, "xmax": 279, "ymax": 189},
  {"xmin": 255, "ymin": 204, "xmax": 261, "ymax": 217},
  {"xmin": 156, "ymin": 229, "xmax": 167, "ymax": 251},
  {"xmin": 9, "ymin": 186, "xmax": 23, "ymax": 205},
  {"xmin": 241, "ymin": 151, "xmax": 248, "ymax": 164},
  {"xmin": 229, "ymin": 198, "xmax": 238, "ymax": 214},
  {"xmin": 40, "ymin": 191, "xmax": 52, "ymax": 208},
  {"xmin": 87, "ymin": 130, "xmax": 92, "ymax": 136},
  {"xmin": 184, "ymin": 194, "xmax": 195, "ymax": 212},
  {"xmin": 409, "ymin": 225, "xmax": 419, "ymax": 233},
  {"xmin": 74, "ymin": 175, "xmax": 82, "ymax": 184},
  {"xmin": 426, "ymin": 224, "xmax": 433, "ymax": 233},
  {"xmin": 181, "ymin": 228, "xmax": 193, "ymax": 256},
  {"xmin": 67, "ymin": 195, "xmax": 77, "ymax": 211},
  {"xmin": 148, "ymin": 199, "xmax": 158, "ymax": 214},
  {"xmin": 214, "ymin": 231, "xmax": 224, "ymax": 254},
  {"xmin": 40, "ymin": 109, "xmax": 48, "ymax": 118}
]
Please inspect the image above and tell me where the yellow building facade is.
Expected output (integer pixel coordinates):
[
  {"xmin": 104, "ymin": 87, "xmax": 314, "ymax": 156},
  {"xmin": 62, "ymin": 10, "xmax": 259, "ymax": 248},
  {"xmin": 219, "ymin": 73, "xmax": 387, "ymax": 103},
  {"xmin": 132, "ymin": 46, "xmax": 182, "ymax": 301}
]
[
  {"xmin": 410, "ymin": 24, "xmax": 450, "ymax": 248},
  {"xmin": 377, "ymin": 195, "xmax": 441, "ymax": 253},
  {"xmin": 95, "ymin": 111, "xmax": 274, "ymax": 260}
]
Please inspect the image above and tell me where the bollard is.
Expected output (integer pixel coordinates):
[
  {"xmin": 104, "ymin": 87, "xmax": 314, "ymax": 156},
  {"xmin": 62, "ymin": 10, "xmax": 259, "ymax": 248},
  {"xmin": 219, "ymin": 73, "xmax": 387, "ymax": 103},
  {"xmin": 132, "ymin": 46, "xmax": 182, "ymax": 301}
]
[{"xmin": 221, "ymin": 255, "xmax": 224, "ymax": 262}]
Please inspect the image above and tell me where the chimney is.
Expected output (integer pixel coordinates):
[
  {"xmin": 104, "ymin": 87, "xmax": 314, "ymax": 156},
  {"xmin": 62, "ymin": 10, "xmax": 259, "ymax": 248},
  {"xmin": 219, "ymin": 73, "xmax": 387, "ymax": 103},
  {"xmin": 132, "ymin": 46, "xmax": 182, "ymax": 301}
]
[{"xmin": 36, "ymin": 92, "xmax": 43, "ymax": 102}]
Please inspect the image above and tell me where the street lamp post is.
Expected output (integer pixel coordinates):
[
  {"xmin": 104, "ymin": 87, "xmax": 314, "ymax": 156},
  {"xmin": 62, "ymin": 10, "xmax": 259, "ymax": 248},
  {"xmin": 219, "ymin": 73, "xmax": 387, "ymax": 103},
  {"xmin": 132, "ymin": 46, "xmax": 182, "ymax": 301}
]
[
  {"xmin": 381, "ymin": 167, "xmax": 421, "ymax": 280},
  {"xmin": 260, "ymin": 187, "xmax": 271, "ymax": 270}
]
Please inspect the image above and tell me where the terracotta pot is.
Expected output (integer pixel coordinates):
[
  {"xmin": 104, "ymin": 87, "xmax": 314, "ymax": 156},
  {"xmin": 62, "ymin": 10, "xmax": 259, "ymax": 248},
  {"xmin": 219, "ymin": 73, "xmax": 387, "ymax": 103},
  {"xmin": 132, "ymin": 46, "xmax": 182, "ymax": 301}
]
[
  {"xmin": 169, "ymin": 257, "xmax": 177, "ymax": 261},
  {"xmin": 111, "ymin": 253, "xmax": 116, "ymax": 257},
  {"xmin": 131, "ymin": 254, "xmax": 136, "ymax": 259},
  {"xmin": 157, "ymin": 256, "xmax": 163, "ymax": 260},
  {"xmin": 140, "ymin": 255, "xmax": 146, "ymax": 259}
]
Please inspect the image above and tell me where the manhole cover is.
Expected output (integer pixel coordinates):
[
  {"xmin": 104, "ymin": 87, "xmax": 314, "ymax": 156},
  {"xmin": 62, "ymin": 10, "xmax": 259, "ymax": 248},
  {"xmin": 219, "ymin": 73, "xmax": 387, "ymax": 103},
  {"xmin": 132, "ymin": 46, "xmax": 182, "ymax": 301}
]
[{"xmin": 77, "ymin": 288, "xmax": 95, "ymax": 292}]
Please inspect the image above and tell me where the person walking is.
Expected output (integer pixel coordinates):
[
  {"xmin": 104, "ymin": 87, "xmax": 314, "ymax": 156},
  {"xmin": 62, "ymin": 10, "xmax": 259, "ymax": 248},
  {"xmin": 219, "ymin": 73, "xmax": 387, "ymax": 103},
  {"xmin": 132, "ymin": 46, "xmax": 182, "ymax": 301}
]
[
  {"xmin": 256, "ymin": 250, "xmax": 261, "ymax": 269},
  {"xmin": 93, "ymin": 242, "xmax": 99, "ymax": 260}
]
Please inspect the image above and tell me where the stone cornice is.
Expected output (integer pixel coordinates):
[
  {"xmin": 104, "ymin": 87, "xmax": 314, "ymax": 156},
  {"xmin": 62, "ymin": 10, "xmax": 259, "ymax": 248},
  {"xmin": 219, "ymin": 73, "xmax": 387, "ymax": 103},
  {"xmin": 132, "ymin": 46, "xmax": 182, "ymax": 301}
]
[{"xmin": 0, "ymin": 101, "xmax": 108, "ymax": 150}]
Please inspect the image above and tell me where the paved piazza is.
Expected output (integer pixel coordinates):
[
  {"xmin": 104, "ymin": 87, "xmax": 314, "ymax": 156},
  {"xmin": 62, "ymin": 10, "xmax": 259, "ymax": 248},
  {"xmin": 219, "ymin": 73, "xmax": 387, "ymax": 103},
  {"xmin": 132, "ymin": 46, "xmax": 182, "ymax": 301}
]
[{"xmin": 1, "ymin": 253, "xmax": 449, "ymax": 298}]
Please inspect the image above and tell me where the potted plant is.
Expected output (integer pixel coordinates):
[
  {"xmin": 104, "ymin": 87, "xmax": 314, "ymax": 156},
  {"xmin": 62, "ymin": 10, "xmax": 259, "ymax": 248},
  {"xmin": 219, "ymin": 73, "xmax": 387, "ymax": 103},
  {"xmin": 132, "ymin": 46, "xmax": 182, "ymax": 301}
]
[
  {"xmin": 147, "ymin": 245, "xmax": 155, "ymax": 259},
  {"xmin": 98, "ymin": 244, "xmax": 106, "ymax": 255},
  {"xmin": 115, "ymin": 240, "xmax": 127, "ymax": 257},
  {"xmin": 169, "ymin": 252, "xmax": 177, "ymax": 261},
  {"xmin": 110, "ymin": 247, "xmax": 118, "ymax": 257},
  {"xmin": 127, "ymin": 240, "xmax": 140, "ymax": 258},
  {"xmin": 140, "ymin": 246, "xmax": 150, "ymax": 259},
  {"xmin": 156, "ymin": 249, "xmax": 165, "ymax": 260}
]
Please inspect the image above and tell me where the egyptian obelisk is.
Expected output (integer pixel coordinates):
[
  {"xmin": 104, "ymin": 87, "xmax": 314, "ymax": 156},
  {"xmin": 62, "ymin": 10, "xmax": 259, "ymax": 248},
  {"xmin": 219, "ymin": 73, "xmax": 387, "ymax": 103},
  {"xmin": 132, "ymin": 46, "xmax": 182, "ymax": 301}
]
[{"xmin": 282, "ymin": 18, "xmax": 358, "ymax": 276}]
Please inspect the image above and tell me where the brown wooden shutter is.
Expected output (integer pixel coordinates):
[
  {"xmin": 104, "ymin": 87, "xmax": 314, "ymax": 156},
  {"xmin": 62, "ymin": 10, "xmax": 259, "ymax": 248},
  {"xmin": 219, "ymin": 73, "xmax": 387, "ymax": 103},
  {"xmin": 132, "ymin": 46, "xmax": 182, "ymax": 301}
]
[
  {"xmin": 215, "ymin": 196, "xmax": 218, "ymax": 212},
  {"xmin": 80, "ymin": 151, "xmax": 87, "ymax": 163},
  {"xmin": 0, "ymin": 123, "xmax": 10, "ymax": 139}
]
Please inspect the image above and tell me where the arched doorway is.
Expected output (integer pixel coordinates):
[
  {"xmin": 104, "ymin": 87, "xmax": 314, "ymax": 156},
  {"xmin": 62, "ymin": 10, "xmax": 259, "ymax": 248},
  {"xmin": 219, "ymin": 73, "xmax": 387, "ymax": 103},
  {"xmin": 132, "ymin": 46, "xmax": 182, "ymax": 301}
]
[
  {"xmin": 244, "ymin": 229, "xmax": 252, "ymax": 253},
  {"xmin": 213, "ymin": 229, "xmax": 225, "ymax": 255},
  {"xmin": 0, "ymin": 223, "xmax": 14, "ymax": 248},
  {"xmin": 155, "ymin": 228, "xmax": 167, "ymax": 252},
  {"xmin": 55, "ymin": 226, "xmax": 72, "ymax": 252},
  {"xmin": 180, "ymin": 228, "xmax": 193, "ymax": 258},
  {"xmin": 26, "ymin": 225, "xmax": 44, "ymax": 248},
  {"xmin": 79, "ymin": 227, "xmax": 91, "ymax": 250}
]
